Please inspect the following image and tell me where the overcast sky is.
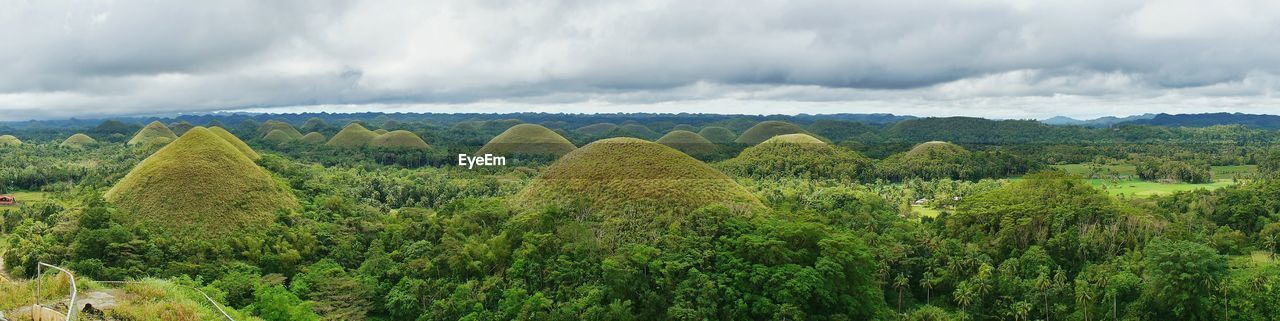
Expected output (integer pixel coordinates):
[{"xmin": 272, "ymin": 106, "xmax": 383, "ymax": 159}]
[{"xmin": 2, "ymin": 0, "xmax": 1280, "ymax": 121}]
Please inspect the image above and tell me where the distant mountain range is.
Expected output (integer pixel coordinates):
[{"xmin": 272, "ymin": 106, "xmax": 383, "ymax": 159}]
[
  {"xmin": 1041, "ymin": 112, "xmax": 1280, "ymax": 129},
  {"xmin": 1040, "ymin": 114, "xmax": 1156, "ymax": 127}
]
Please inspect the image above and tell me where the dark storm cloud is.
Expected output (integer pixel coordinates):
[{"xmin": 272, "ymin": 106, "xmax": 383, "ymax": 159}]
[{"xmin": 2, "ymin": 0, "xmax": 1280, "ymax": 120}]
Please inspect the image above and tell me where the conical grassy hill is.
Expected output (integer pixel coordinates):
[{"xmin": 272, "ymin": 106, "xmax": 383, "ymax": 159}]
[
  {"xmin": 477, "ymin": 124, "xmax": 576, "ymax": 157},
  {"xmin": 722, "ymin": 134, "xmax": 870, "ymax": 180},
  {"xmin": 209, "ymin": 126, "xmax": 260, "ymax": 160},
  {"xmin": 734, "ymin": 121, "xmax": 815, "ymax": 144},
  {"xmin": 576, "ymin": 123, "xmax": 618, "ymax": 137},
  {"xmin": 61, "ymin": 133, "xmax": 97, "ymax": 148},
  {"xmin": 369, "ymin": 130, "xmax": 430, "ymax": 150},
  {"xmin": 905, "ymin": 141, "xmax": 969, "ymax": 160},
  {"xmin": 698, "ymin": 126, "xmax": 737, "ymax": 144},
  {"xmin": 518, "ymin": 138, "xmax": 762, "ymax": 216},
  {"xmin": 300, "ymin": 132, "xmax": 326, "ymax": 144},
  {"xmin": 105, "ymin": 127, "xmax": 295, "ymax": 239},
  {"xmin": 257, "ymin": 120, "xmax": 303, "ymax": 139},
  {"xmin": 655, "ymin": 130, "xmax": 718, "ymax": 157},
  {"xmin": 127, "ymin": 121, "xmax": 179, "ymax": 146},
  {"xmin": 326, "ymin": 123, "xmax": 379, "ymax": 148},
  {"xmin": 264, "ymin": 129, "xmax": 297, "ymax": 144},
  {"xmin": 616, "ymin": 123, "xmax": 659, "ymax": 139},
  {"xmin": 0, "ymin": 135, "xmax": 22, "ymax": 146}
]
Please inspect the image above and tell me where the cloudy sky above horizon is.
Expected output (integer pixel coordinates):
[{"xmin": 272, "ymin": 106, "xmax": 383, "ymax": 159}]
[{"xmin": 3, "ymin": 0, "xmax": 1280, "ymax": 121}]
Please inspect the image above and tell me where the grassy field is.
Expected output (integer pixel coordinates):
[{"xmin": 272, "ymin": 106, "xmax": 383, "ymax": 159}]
[
  {"xmin": 1052, "ymin": 163, "xmax": 1136, "ymax": 177},
  {"xmin": 913, "ymin": 206, "xmax": 943, "ymax": 219},
  {"xmin": 6, "ymin": 191, "xmax": 48, "ymax": 203},
  {"xmin": 1088, "ymin": 179, "xmax": 1237, "ymax": 197}
]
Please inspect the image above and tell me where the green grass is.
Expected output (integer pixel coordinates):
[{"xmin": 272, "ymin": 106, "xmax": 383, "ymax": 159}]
[
  {"xmin": 1051, "ymin": 163, "xmax": 1137, "ymax": 177},
  {"xmin": 914, "ymin": 206, "xmax": 943, "ymax": 219},
  {"xmin": 326, "ymin": 123, "xmax": 379, "ymax": 148},
  {"xmin": 106, "ymin": 127, "xmax": 296, "ymax": 240},
  {"xmin": 655, "ymin": 130, "xmax": 718, "ymax": 156},
  {"xmin": 369, "ymin": 130, "xmax": 431, "ymax": 150},
  {"xmin": 1212, "ymin": 165, "xmax": 1258, "ymax": 177},
  {"xmin": 697, "ymin": 126, "xmax": 737, "ymax": 144},
  {"xmin": 576, "ymin": 123, "xmax": 619, "ymax": 136},
  {"xmin": 1087, "ymin": 178, "xmax": 1236, "ymax": 196},
  {"xmin": 7, "ymin": 191, "xmax": 48, "ymax": 203},
  {"xmin": 735, "ymin": 121, "xmax": 812, "ymax": 144},
  {"xmin": 477, "ymin": 124, "xmax": 576, "ymax": 157},
  {"xmin": 519, "ymin": 138, "xmax": 762, "ymax": 214},
  {"xmin": 1052, "ymin": 164, "xmax": 1258, "ymax": 179},
  {"xmin": 61, "ymin": 133, "xmax": 96, "ymax": 148},
  {"xmin": 127, "ymin": 121, "xmax": 178, "ymax": 146},
  {"xmin": 904, "ymin": 141, "xmax": 969, "ymax": 160}
]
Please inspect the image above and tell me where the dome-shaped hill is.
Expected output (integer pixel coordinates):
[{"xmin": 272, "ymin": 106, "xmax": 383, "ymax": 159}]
[
  {"xmin": 263, "ymin": 129, "xmax": 297, "ymax": 145},
  {"xmin": 735, "ymin": 121, "xmax": 815, "ymax": 144},
  {"xmin": 766, "ymin": 133, "xmax": 825, "ymax": 144},
  {"xmin": 127, "ymin": 121, "xmax": 179, "ymax": 146},
  {"xmin": 722, "ymin": 133, "xmax": 870, "ymax": 180},
  {"xmin": 369, "ymin": 130, "xmax": 430, "ymax": 150},
  {"xmin": 477, "ymin": 124, "xmax": 576, "ymax": 157},
  {"xmin": 671, "ymin": 124, "xmax": 697, "ymax": 132},
  {"xmin": 105, "ymin": 127, "xmax": 296, "ymax": 239},
  {"xmin": 206, "ymin": 119, "xmax": 226, "ymax": 128},
  {"xmin": 697, "ymin": 126, "xmax": 737, "ymax": 144},
  {"xmin": 518, "ymin": 138, "xmax": 762, "ymax": 217},
  {"xmin": 576, "ymin": 123, "xmax": 619, "ymax": 136},
  {"xmin": 481, "ymin": 119, "xmax": 523, "ymax": 132},
  {"xmin": 616, "ymin": 124, "xmax": 659, "ymax": 139},
  {"xmin": 170, "ymin": 122, "xmax": 195, "ymax": 136},
  {"xmin": 61, "ymin": 133, "xmax": 97, "ymax": 148},
  {"xmin": 373, "ymin": 129, "xmax": 390, "ymax": 135},
  {"xmin": 326, "ymin": 123, "xmax": 379, "ymax": 148},
  {"xmin": 655, "ymin": 130, "xmax": 718, "ymax": 157},
  {"xmin": 209, "ymin": 126, "xmax": 260, "ymax": 160},
  {"xmin": 0, "ymin": 135, "xmax": 22, "ymax": 146},
  {"xmin": 905, "ymin": 141, "xmax": 969, "ymax": 160},
  {"xmin": 452, "ymin": 121, "xmax": 483, "ymax": 131},
  {"xmin": 257, "ymin": 120, "xmax": 303, "ymax": 139},
  {"xmin": 300, "ymin": 132, "xmax": 326, "ymax": 144},
  {"xmin": 301, "ymin": 117, "xmax": 328, "ymax": 131}
]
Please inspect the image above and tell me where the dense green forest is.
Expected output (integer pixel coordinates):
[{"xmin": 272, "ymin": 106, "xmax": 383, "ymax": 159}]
[{"xmin": 2, "ymin": 113, "xmax": 1279, "ymax": 320}]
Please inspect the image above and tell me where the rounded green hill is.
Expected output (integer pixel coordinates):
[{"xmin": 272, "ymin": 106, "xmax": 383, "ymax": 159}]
[
  {"xmin": 326, "ymin": 123, "xmax": 379, "ymax": 148},
  {"xmin": 671, "ymin": 124, "xmax": 697, "ymax": 132},
  {"xmin": 127, "ymin": 121, "xmax": 179, "ymax": 146},
  {"xmin": 735, "ymin": 121, "xmax": 816, "ymax": 144},
  {"xmin": 209, "ymin": 126, "xmax": 260, "ymax": 160},
  {"xmin": 518, "ymin": 137, "xmax": 762, "ymax": 217},
  {"xmin": 576, "ymin": 123, "xmax": 619, "ymax": 136},
  {"xmin": 697, "ymin": 126, "xmax": 737, "ymax": 144},
  {"xmin": 263, "ymin": 129, "xmax": 298, "ymax": 145},
  {"xmin": 301, "ymin": 117, "xmax": 328, "ymax": 131},
  {"xmin": 477, "ymin": 124, "xmax": 577, "ymax": 157},
  {"xmin": 170, "ymin": 122, "xmax": 195, "ymax": 136},
  {"xmin": 766, "ymin": 133, "xmax": 826, "ymax": 144},
  {"xmin": 723, "ymin": 134, "xmax": 871, "ymax": 180},
  {"xmin": 617, "ymin": 124, "xmax": 659, "ymax": 139},
  {"xmin": 105, "ymin": 127, "xmax": 296, "ymax": 239},
  {"xmin": 0, "ymin": 135, "xmax": 22, "ymax": 146},
  {"xmin": 655, "ymin": 130, "xmax": 718, "ymax": 157},
  {"xmin": 905, "ymin": 141, "xmax": 969, "ymax": 160},
  {"xmin": 300, "ymin": 132, "xmax": 326, "ymax": 144},
  {"xmin": 61, "ymin": 133, "xmax": 97, "ymax": 148},
  {"xmin": 369, "ymin": 130, "xmax": 431, "ymax": 150},
  {"xmin": 257, "ymin": 120, "xmax": 304, "ymax": 139}
]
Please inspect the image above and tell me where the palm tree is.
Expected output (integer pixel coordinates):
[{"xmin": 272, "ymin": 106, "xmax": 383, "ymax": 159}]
[
  {"xmin": 1074, "ymin": 279, "xmax": 1094, "ymax": 321},
  {"xmin": 922, "ymin": 271, "xmax": 936, "ymax": 305},
  {"xmin": 1034, "ymin": 273, "xmax": 1052, "ymax": 321},
  {"xmin": 894, "ymin": 273, "xmax": 909, "ymax": 313}
]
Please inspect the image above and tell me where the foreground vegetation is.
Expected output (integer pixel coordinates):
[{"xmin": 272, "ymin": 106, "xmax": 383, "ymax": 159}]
[{"xmin": 1, "ymin": 113, "xmax": 1279, "ymax": 320}]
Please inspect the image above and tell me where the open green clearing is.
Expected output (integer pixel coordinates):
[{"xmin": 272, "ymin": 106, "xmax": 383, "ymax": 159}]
[
  {"xmin": 1090, "ymin": 178, "xmax": 1238, "ymax": 196},
  {"xmin": 6, "ymin": 191, "xmax": 48, "ymax": 203}
]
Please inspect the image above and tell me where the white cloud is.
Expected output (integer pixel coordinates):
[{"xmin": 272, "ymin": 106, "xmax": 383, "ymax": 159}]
[{"xmin": 2, "ymin": 0, "xmax": 1280, "ymax": 121}]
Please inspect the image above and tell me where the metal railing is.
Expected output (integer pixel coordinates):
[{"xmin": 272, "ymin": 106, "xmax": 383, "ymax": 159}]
[
  {"xmin": 35, "ymin": 262, "xmax": 77, "ymax": 321},
  {"xmin": 96, "ymin": 281, "xmax": 235, "ymax": 321}
]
